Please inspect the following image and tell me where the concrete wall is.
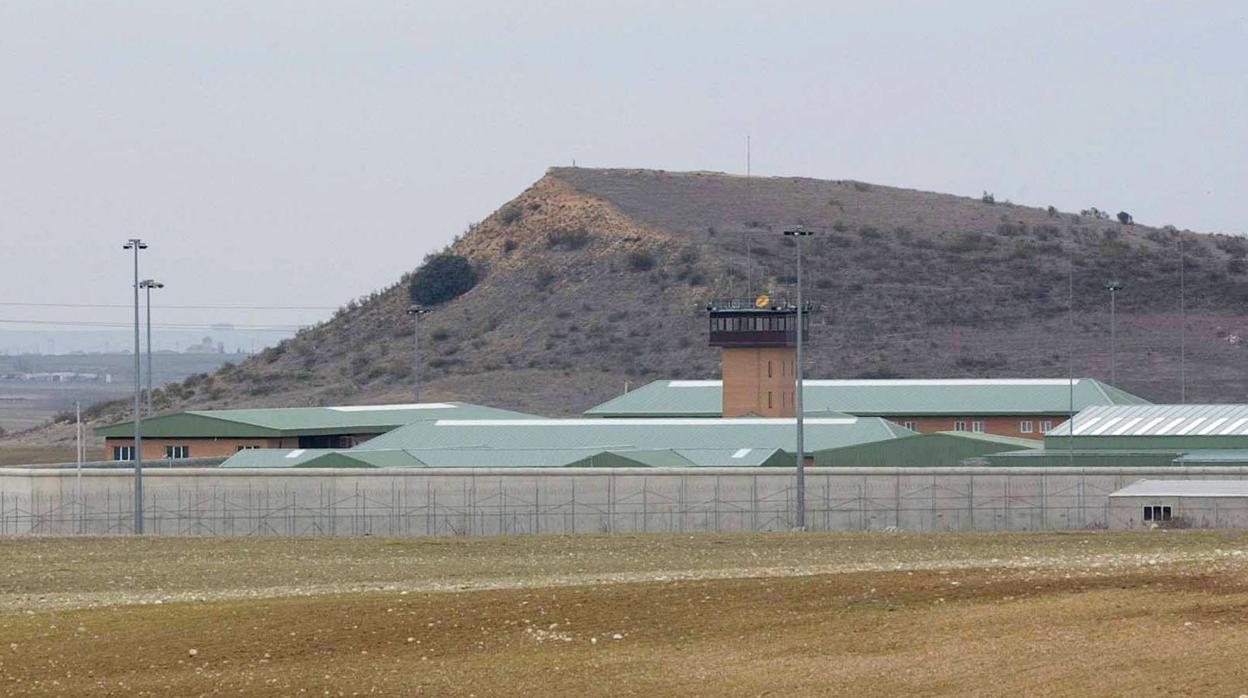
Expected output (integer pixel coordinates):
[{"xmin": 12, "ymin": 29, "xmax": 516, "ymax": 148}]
[{"xmin": 6, "ymin": 466, "xmax": 1248, "ymax": 536}]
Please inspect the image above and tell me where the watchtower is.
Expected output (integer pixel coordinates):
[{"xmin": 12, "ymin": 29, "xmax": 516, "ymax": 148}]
[{"xmin": 707, "ymin": 296, "xmax": 811, "ymax": 417}]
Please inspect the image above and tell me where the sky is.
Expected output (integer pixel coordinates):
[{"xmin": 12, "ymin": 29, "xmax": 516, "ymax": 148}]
[{"xmin": 1, "ymin": 0, "xmax": 1244, "ymax": 352}]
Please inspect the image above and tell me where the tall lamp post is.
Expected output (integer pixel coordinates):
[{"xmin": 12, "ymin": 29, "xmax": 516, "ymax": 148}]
[
  {"xmin": 1104, "ymin": 280, "xmax": 1124, "ymax": 385},
  {"xmin": 783, "ymin": 226, "xmax": 813, "ymax": 530},
  {"xmin": 139, "ymin": 279, "xmax": 163, "ymax": 415},
  {"xmin": 407, "ymin": 304, "xmax": 430, "ymax": 402},
  {"xmin": 123, "ymin": 239, "xmax": 147, "ymax": 534}
]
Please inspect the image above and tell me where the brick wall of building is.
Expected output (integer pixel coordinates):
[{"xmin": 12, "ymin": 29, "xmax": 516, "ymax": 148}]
[
  {"xmin": 722, "ymin": 346, "xmax": 798, "ymax": 417},
  {"xmin": 104, "ymin": 437, "xmax": 284, "ymax": 460},
  {"xmin": 887, "ymin": 415, "xmax": 1062, "ymax": 440}
]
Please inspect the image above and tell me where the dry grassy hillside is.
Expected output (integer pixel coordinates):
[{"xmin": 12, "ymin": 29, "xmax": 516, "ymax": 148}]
[{"xmin": 14, "ymin": 167, "xmax": 1248, "ymax": 443}]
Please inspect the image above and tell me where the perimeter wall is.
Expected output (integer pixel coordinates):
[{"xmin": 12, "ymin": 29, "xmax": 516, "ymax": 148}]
[{"xmin": 4, "ymin": 466, "xmax": 1248, "ymax": 536}]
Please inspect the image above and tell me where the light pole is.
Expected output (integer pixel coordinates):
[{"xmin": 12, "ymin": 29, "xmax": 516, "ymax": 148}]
[
  {"xmin": 139, "ymin": 279, "xmax": 163, "ymax": 415},
  {"xmin": 123, "ymin": 239, "xmax": 147, "ymax": 534},
  {"xmin": 783, "ymin": 226, "xmax": 813, "ymax": 530},
  {"xmin": 407, "ymin": 304, "xmax": 430, "ymax": 402},
  {"xmin": 1104, "ymin": 280, "xmax": 1124, "ymax": 385}
]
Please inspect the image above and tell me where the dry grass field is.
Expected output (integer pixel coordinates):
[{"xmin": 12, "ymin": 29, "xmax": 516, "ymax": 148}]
[{"xmin": 3, "ymin": 532, "xmax": 1248, "ymax": 696}]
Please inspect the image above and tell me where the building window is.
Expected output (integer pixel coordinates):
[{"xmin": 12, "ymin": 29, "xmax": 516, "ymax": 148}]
[
  {"xmin": 112, "ymin": 445, "xmax": 135, "ymax": 461},
  {"xmin": 768, "ymin": 361, "xmax": 773, "ymax": 378},
  {"xmin": 971, "ymin": 420, "xmax": 985, "ymax": 433},
  {"xmin": 953, "ymin": 420, "xmax": 967, "ymax": 432},
  {"xmin": 165, "ymin": 445, "xmax": 190, "ymax": 459},
  {"xmin": 1019, "ymin": 421, "xmax": 1033, "ymax": 434},
  {"xmin": 903, "ymin": 420, "xmax": 918, "ymax": 431},
  {"xmin": 768, "ymin": 392, "xmax": 773, "ymax": 409},
  {"xmin": 1143, "ymin": 505, "xmax": 1172, "ymax": 522},
  {"xmin": 236, "ymin": 445, "xmax": 258, "ymax": 451},
  {"xmin": 1040, "ymin": 420, "xmax": 1054, "ymax": 432}
]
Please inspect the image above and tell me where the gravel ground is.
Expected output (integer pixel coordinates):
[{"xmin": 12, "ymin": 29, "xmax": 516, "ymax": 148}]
[{"xmin": 3, "ymin": 531, "xmax": 1248, "ymax": 696}]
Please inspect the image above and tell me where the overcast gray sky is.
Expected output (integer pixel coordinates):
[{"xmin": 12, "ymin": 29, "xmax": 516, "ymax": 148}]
[{"xmin": 1, "ymin": 1, "xmax": 1244, "ymax": 350}]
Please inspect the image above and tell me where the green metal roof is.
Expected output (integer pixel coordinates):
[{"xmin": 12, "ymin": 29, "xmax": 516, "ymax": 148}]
[
  {"xmin": 358, "ymin": 416, "xmax": 913, "ymax": 453},
  {"xmin": 984, "ymin": 448, "xmax": 1187, "ymax": 468},
  {"xmin": 1044, "ymin": 404, "xmax": 1248, "ymax": 451},
  {"xmin": 95, "ymin": 402, "xmax": 537, "ymax": 439},
  {"xmin": 811, "ymin": 431, "xmax": 1041, "ymax": 467},
  {"xmin": 585, "ymin": 379, "xmax": 1149, "ymax": 418},
  {"xmin": 218, "ymin": 416, "xmax": 912, "ymax": 468},
  {"xmin": 221, "ymin": 445, "xmax": 796, "ymax": 469}
]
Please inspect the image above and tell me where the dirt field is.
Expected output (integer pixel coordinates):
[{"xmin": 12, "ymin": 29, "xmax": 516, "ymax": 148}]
[
  {"xmin": 0, "ymin": 446, "xmax": 105, "ymax": 466},
  {"xmin": 3, "ymin": 532, "xmax": 1248, "ymax": 696}
]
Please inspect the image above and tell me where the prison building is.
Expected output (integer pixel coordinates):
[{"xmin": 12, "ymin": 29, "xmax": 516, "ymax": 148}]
[
  {"xmin": 219, "ymin": 414, "xmax": 914, "ymax": 469},
  {"xmin": 986, "ymin": 403, "xmax": 1248, "ymax": 467},
  {"xmin": 585, "ymin": 378, "xmax": 1148, "ymax": 439},
  {"xmin": 95, "ymin": 402, "xmax": 534, "ymax": 462},
  {"xmin": 1109, "ymin": 480, "xmax": 1248, "ymax": 529}
]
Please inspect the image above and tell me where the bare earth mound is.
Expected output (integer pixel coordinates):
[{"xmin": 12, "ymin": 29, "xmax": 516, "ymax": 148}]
[
  {"xmin": 11, "ymin": 167, "xmax": 1248, "ymax": 452},
  {"xmin": 3, "ymin": 532, "xmax": 1248, "ymax": 696}
]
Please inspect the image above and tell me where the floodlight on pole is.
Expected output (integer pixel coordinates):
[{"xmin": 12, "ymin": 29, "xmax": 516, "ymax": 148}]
[
  {"xmin": 1104, "ymin": 280, "xmax": 1124, "ymax": 385},
  {"xmin": 139, "ymin": 280, "xmax": 164, "ymax": 416},
  {"xmin": 407, "ymin": 304, "xmax": 431, "ymax": 403},
  {"xmin": 122, "ymin": 239, "xmax": 147, "ymax": 534},
  {"xmin": 783, "ymin": 226, "xmax": 813, "ymax": 530}
]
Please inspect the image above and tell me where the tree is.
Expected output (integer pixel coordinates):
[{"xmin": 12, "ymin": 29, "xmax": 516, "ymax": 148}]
[
  {"xmin": 409, "ymin": 254, "xmax": 478, "ymax": 306},
  {"xmin": 1117, "ymin": 211, "xmax": 1134, "ymax": 225}
]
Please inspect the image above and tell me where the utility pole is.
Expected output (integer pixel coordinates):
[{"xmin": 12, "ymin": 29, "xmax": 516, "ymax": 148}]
[
  {"xmin": 75, "ymin": 401, "xmax": 82, "ymax": 532},
  {"xmin": 123, "ymin": 239, "xmax": 147, "ymax": 534},
  {"xmin": 784, "ymin": 226, "xmax": 813, "ymax": 530},
  {"xmin": 140, "ymin": 280, "xmax": 163, "ymax": 415},
  {"xmin": 1179, "ymin": 234, "xmax": 1187, "ymax": 403},
  {"xmin": 1104, "ymin": 280, "xmax": 1124, "ymax": 385},
  {"xmin": 407, "ymin": 304, "xmax": 430, "ymax": 402}
]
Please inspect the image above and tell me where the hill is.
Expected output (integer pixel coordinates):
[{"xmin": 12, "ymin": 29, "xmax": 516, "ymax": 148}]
[{"xmin": 11, "ymin": 167, "xmax": 1248, "ymax": 445}]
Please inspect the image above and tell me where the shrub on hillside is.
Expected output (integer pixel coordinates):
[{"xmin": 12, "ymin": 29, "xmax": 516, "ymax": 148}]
[
  {"xmin": 534, "ymin": 267, "xmax": 556, "ymax": 290},
  {"xmin": 546, "ymin": 228, "xmax": 592, "ymax": 250},
  {"xmin": 500, "ymin": 203, "xmax": 523, "ymax": 225},
  {"xmin": 409, "ymin": 254, "xmax": 478, "ymax": 306},
  {"xmin": 626, "ymin": 250, "xmax": 656, "ymax": 272}
]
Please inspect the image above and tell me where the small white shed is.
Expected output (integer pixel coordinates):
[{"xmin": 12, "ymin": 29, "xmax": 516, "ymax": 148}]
[{"xmin": 1109, "ymin": 479, "xmax": 1248, "ymax": 529}]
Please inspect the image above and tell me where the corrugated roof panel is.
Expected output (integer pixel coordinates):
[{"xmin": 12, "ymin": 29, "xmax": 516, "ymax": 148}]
[
  {"xmin": 1220, "ymin": 418, "xmax": 1248, "ymax": 435},
  {"xmin": 1176, "ymin": 417, "xmax": 1207, "ymax": 435},
  {"xmin": 1071, "ymin": 417, "xmax": 1102, "ymax": 435},
  {"xmin": 1090, "ymin": 417, "xmax": 1123, "ymax": 435},
  {"xmin": 1048, "ymin": 404, "xmax": 1248, "ymax": 437},
  {"xmin": 1111, "ymin": 417, "xmax": 1144, "ymax": 435}
]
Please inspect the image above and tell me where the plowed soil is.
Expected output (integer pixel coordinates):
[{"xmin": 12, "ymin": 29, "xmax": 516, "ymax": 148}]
[{"xmin": 3, "ymin": 531, "xmax": 1248, "ymax": 696}]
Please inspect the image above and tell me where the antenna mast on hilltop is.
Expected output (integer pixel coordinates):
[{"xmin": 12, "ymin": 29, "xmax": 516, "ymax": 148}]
[{"xmin": 745, "ymin": 135, "xmax": 753, "ymax": 295}]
